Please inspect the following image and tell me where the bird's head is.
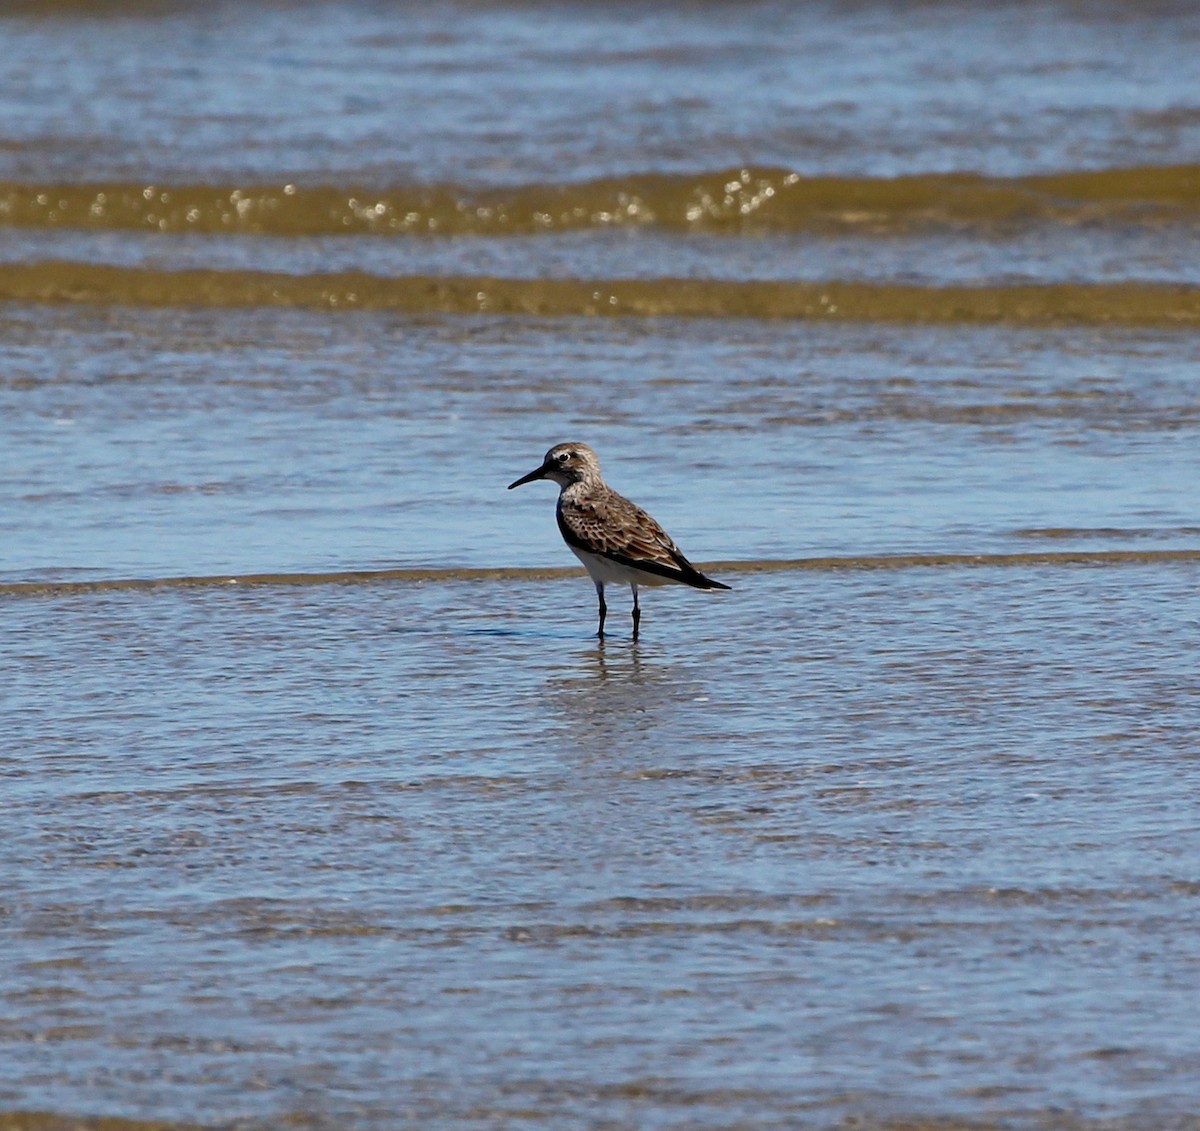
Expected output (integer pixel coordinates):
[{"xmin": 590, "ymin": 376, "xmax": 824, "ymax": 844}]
[{"xmin": 507, "ymin": 442, "xmax": 602, "ymax": 490}]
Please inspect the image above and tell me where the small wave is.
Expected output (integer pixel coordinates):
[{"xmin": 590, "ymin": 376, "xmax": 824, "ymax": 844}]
[
  {"xmin": 1, "ymin": 164, "xmax": 1198, "ymax": 237},
  {"xmin": 1015, "ymin": 525, "xmax": 1200, "ymax": 540},
  {"xmin": 3, "ymin": 551, "xmax": 1198, "ymax": 599},
  {"xmin": 4, "ymin": 262, "xmax": 1200, "ymax": 325}
]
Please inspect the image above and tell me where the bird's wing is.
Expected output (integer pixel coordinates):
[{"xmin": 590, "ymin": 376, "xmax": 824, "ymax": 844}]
[{"xmin": 558, "ymin": 487, "xmax": 702, "ymax": 581}]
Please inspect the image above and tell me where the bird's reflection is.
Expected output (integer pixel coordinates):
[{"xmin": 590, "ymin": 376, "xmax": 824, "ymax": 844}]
[
  {"xmin": 544, "ymin": 637, "xmax": 703, "ymax": 761},
  {"xmin": 589, "ymin": 636, "xmax": 644, "ymax": 682}
]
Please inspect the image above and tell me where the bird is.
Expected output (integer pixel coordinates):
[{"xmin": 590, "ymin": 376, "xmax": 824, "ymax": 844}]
[{"xmin": 507, "ymin": 442, "xmax": 730, "ymax": 640}]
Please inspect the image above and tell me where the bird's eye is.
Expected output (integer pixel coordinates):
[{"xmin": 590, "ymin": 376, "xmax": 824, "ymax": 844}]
[{"xmin": 556, "ymin": 451, "xmax": 571, "ymax": 462}]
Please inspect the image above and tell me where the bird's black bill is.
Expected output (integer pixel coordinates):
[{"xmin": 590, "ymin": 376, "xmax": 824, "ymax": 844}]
[{"xmin": 507, "ymin": 464, "xmax": 548, "ymax": 490}]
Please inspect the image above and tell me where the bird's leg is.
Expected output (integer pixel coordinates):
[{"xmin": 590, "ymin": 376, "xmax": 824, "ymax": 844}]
[
  {"xmin": 630, "ymin": 583, "xmax": 640, "ymax": 641},
  {"xmin": 595, "ymin": 581, "xmax": 607, "ymax": 639}
]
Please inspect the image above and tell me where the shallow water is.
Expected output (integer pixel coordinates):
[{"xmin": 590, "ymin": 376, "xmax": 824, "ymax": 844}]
[
  {"xmin": 3, "ymin": 1, "xmax": 1200, "ymax": 1128},
  {"xmin": 5, "ymin": 1, "xmax": 1200, "ymax": 184},
  {"xmin": 2, "ymin": 306, "xmax": 1198, "ymax": 582},
  {"xmin": 3, "ymin": 1, "xmax": 1200, "ymax": 319},
  {"xmin": 5, "ymin": 564, "xmax": 1200, "ymax": 1129},
  {"xmin": 9, "ymin": 224, "xmax": 1200, "ymax": 288}
]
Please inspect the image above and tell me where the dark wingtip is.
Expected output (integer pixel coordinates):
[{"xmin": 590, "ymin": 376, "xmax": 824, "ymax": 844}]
[{"xmin": 679, "ymin": 564, "xmax": 731, "ymax": 590}]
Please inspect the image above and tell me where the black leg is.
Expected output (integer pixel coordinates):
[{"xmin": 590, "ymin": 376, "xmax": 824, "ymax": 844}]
[
  {"xmin": 595, "ymin": 581, "xmax": 607, "ymax": 638},
  {"xmin": 631, "ymin": 584, "xmax": 640, "ymax": 641}
]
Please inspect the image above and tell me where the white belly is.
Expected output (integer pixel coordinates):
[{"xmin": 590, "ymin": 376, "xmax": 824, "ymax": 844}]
[{"xmin": 568, "ymin": 545, "xmax": 675, "ymax": 587}]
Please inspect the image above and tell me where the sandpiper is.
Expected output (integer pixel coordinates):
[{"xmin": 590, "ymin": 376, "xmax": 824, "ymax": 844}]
[{"xmin": 507, "ymin": 442, "xmax": 730, "ymax": 639}]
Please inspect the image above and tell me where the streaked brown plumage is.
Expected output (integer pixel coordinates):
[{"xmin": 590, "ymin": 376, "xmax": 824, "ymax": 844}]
[{"xmin": 507, "ymin": 442, "xmax": 729, "ymax": 639}]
